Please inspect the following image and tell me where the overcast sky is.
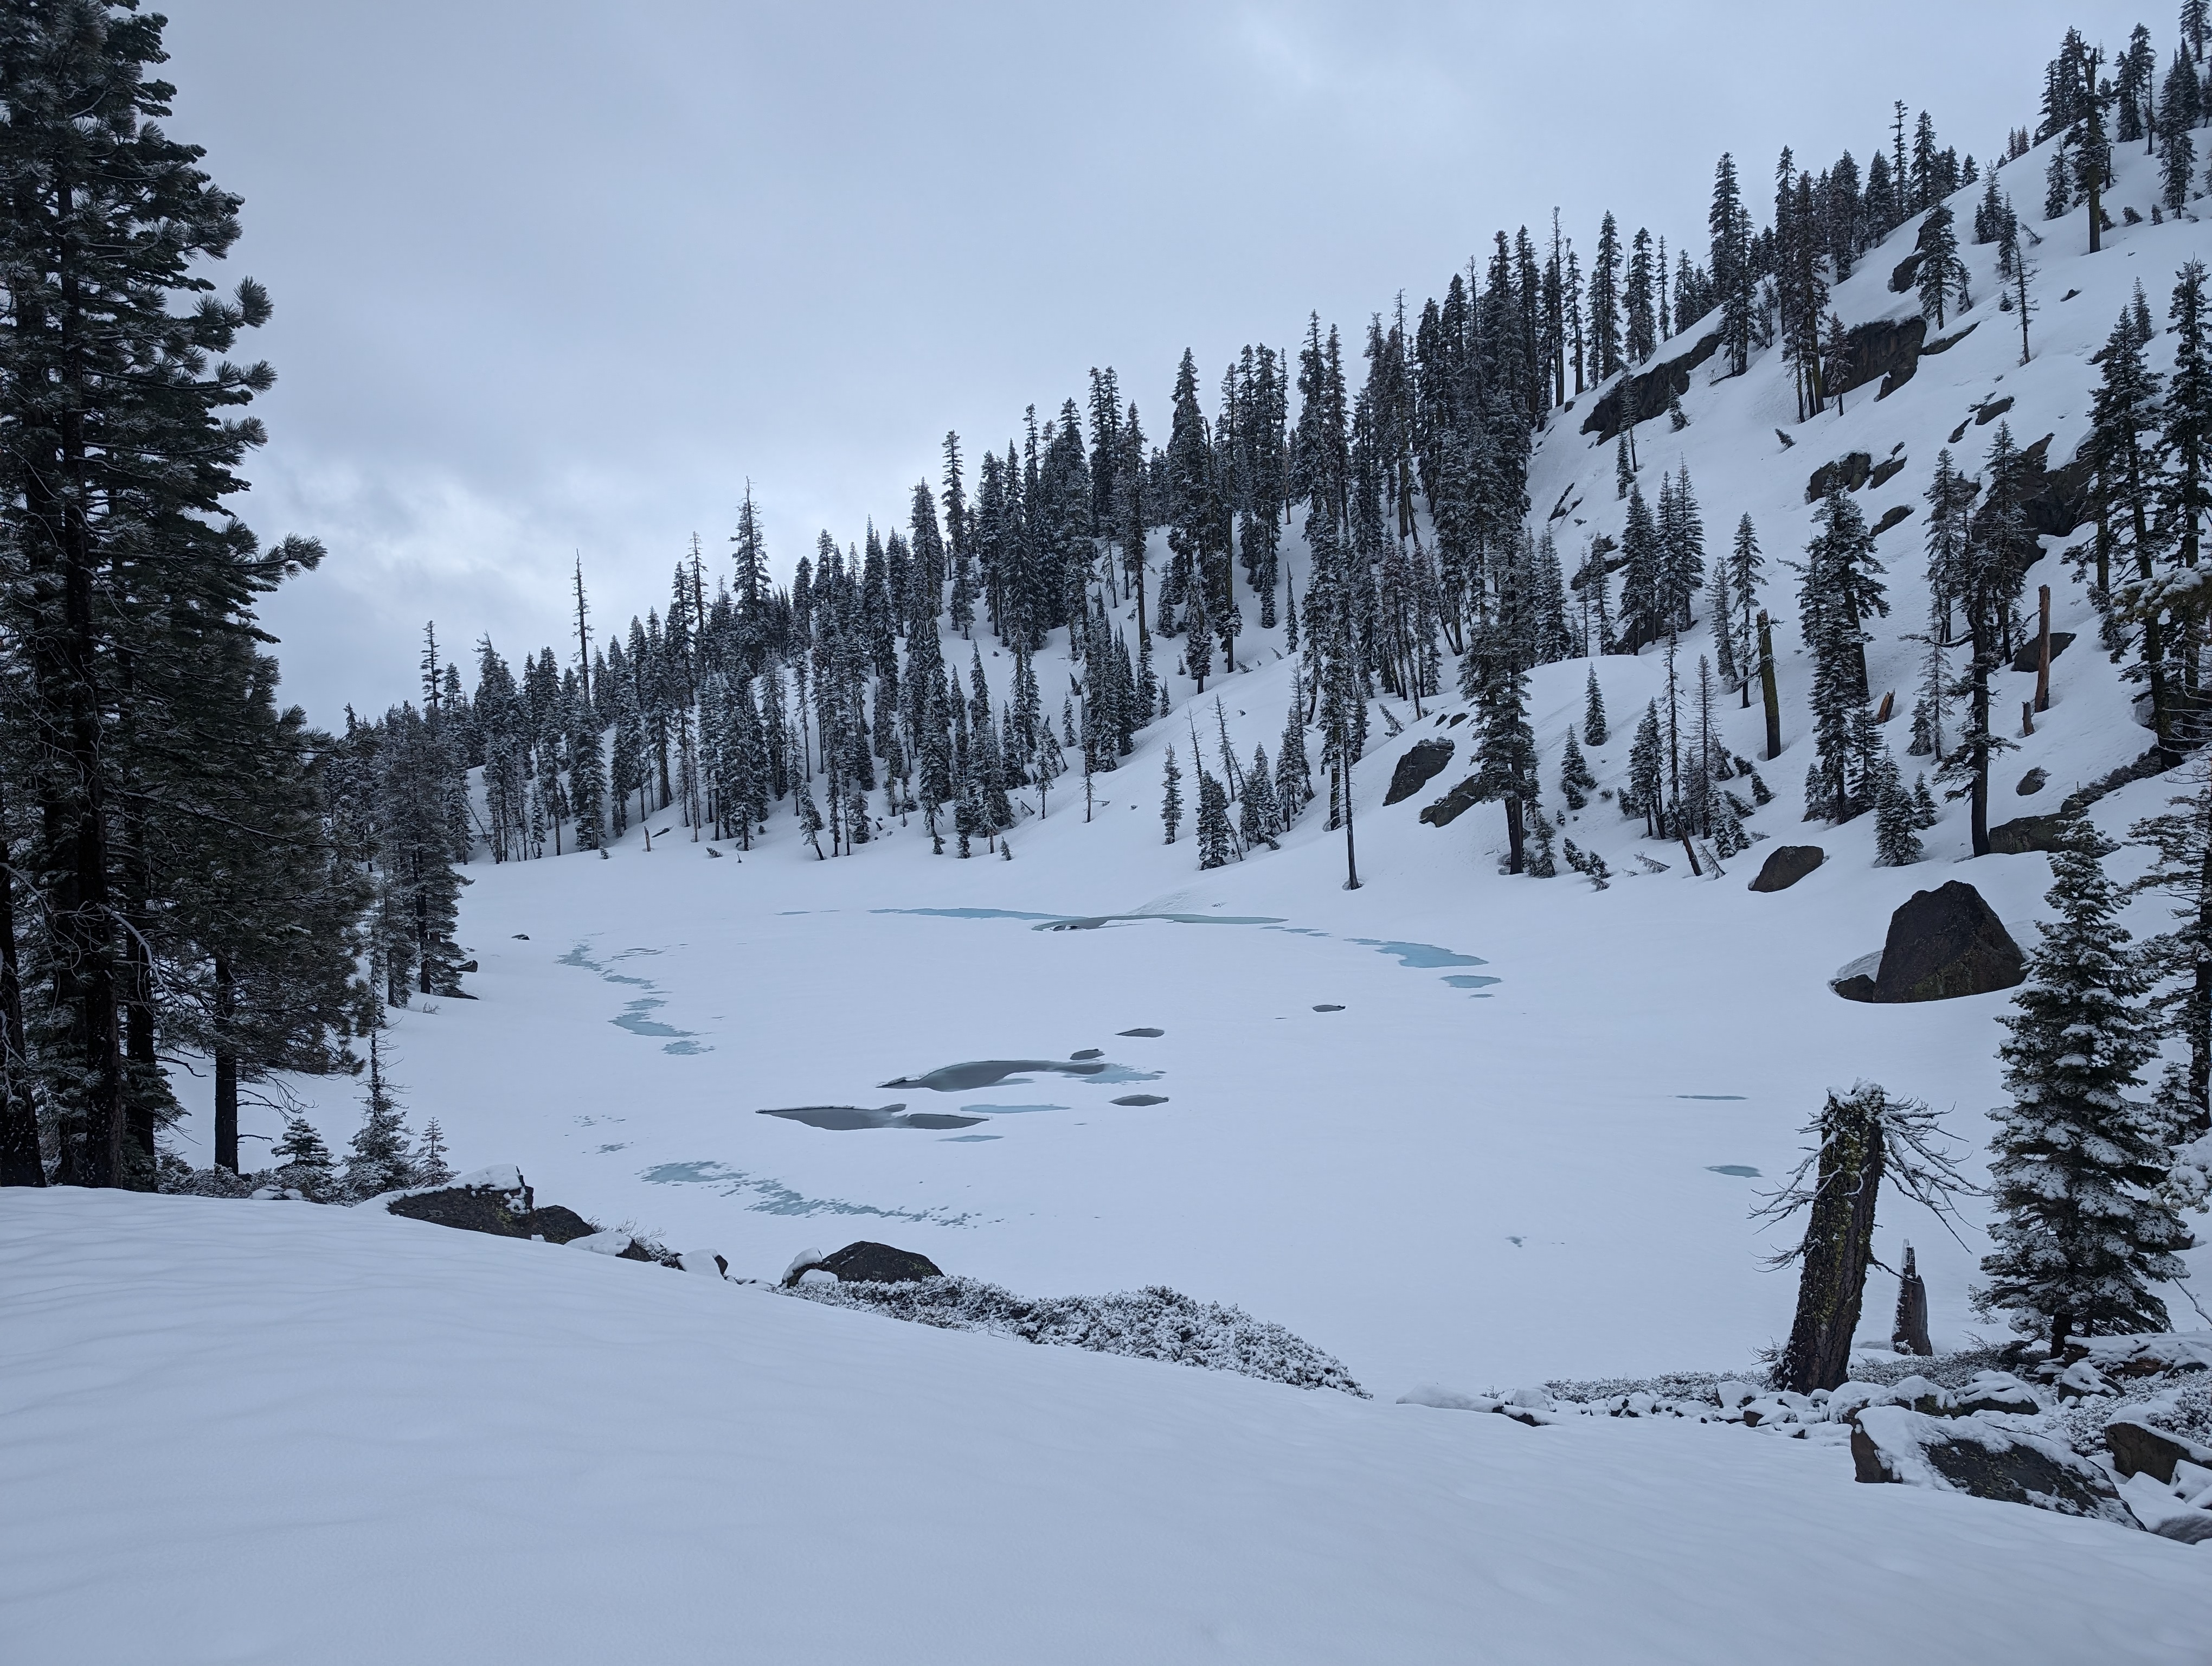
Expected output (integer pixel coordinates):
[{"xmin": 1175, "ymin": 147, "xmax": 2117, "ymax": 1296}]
[{"xmin": 155, "ymin": 0, "xmax": 2123, "ymax": 725}]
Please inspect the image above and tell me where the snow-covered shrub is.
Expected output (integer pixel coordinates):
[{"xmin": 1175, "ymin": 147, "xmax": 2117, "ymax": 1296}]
[{"xmin": 785, "ymin": 1274, "xmax": 1367, "ymax": 1396}]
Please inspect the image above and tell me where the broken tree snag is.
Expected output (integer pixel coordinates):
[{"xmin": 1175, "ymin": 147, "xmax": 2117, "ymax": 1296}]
[
  {"xmin": 1774, "ymin": 1088, "xmax": 1889, "ymax": 1393},
  {"xmin": 1874, "ymin": 690, "xmax": 1894, "ymax": 723},
  {"xmin": 2022, "ymin": 701, "xmax": 2035, "ymax": 738},
  {"xmin": 1892, "ymin": 1243, "xmax": 1933, "ymax": 1357},
  {"xmin": 1757, "ymin": 1084, "xmax": 1968, "ymax": 1395},
  {"xmin": 1758, "ymin": 612, "xmax": 1783, "ymax": 761},
  {"xmin": 2035, "ymin": 585, "xmax": 2052, "ymax": 714}
]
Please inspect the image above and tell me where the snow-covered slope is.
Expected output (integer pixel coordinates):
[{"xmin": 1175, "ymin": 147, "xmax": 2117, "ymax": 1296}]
[{"xmin": 4, "ymin": 1188, "xmax": 2205, "ymax": 1666}]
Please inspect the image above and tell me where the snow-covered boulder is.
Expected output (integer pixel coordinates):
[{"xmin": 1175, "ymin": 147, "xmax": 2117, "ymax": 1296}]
[
  {"xmin": 781, "ymin": 1240, "xmax": 942, "ymax": 1287},
  {"xmin": 1850, "ymin": 1406, "xmax": 2132, "ymax": 1524}
]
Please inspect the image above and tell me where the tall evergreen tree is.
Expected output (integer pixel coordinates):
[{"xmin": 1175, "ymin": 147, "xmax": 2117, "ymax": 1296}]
[{"xmin": 1979, "ymin": 823, "xmax": 2192, "ymax": 1351}]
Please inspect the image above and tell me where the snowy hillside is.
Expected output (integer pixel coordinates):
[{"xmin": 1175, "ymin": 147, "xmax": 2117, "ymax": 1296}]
[
  {"xmin": 5, "ymin": 1188, "xmax": 2206, "ymax": 1666},
  {"xmin": 144, "ymin": 131, "xmax": 2212, "ymax": 1396}
]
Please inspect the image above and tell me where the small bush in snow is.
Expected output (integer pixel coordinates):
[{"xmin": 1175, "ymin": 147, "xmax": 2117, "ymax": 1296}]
[{"xmin": 785, "ymin": 1274, "xmax": 1368, "ymax": 1396}]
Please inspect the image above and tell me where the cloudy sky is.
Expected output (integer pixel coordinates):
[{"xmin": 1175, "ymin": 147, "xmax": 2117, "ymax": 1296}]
[{"xmin": 156, "ymin": 0, "xmax": 2112, "ymax": 725}]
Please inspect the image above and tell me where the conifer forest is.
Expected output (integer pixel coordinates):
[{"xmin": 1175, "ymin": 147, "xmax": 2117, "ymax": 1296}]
[{"xmin": 7, "ymin": 5, "xmax": 2212, "ymax": 1661}]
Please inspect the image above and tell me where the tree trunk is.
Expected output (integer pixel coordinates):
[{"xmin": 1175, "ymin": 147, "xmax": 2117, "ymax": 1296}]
[
  {"xmin": 1777, "ymin": 1091, "xmax": 1888, "ymax": 1393},
  {"xmin": 213, "ymin": 954, "xmax": 239, "ymax": 1174},
  {"xmin": 1758, "ymin": 613, "xmax": 1784, "ymax": 760},
  {"xmin": 1504, "ymin": 796, "xmax": 1526, "ymax": 874},
  {"xmin": 0, "ymin": 772, "xmax": 43, "ymax": 1187}
]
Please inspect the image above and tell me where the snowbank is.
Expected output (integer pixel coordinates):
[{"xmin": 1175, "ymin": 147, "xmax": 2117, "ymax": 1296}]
[{"xmin": 3, "ymin": 1189, "xmax": 2208, "ymax": 1665}]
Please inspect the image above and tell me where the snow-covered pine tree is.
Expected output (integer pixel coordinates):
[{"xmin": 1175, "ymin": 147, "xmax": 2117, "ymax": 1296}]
[
  {"xmin": 271, "ymin": 1113, "xmax": 335, "ymax": 1200},
  {"xmin": 1241, "ymin": 745, "xmax": 1281, "ymax": 849},
  {"xmin": 1161, "ymin": 745, "xmax": 1184, "ymax": 844},
  {"xmin": 1618, "ymin": 485, "xmax": 1662, "ymax": 650},
  {"xmin": 341, "ymin": 1028, "xmax": 415, "ymax": 1201},
  {"xmin": 1463, "ymin": 614, "xmax": 1536, "ymax": 873},
  {"xmin": 1194, "ymin": 767, "xmax": 1233, "ymax": 870},
  {"xmin": 1626, "ymin": 701, "xmax": 1665, "ymax": 836},
  {"xmin": 1525, "ymin": 802, "xmax": 1559, "ymax": 877},
  {"xmin": 1874, "ymin": 760, "xmax": 1923, "ymax": 866},
  {"xmin": 2131, "ymin": 756, "xmax": 2212, "ymax": 1139},
  {"xmin": 1727, "ymin": 514, "xmax": 1764, "ymax": 707},
  {"xmin": 1583, "ymin": 668, "xmax": 1609, "ymax": 747},
  {"xmin": 413, "ymin": 1119, "xmax": 453, "ymax": 1188},
  {"xmin": 1560, "ymin": 731, "xmax": 1596, "ymax": 810},
  {"xmin": 1979, "ymin": 822, "xmax": 2192, "ymax": 1351},
  {"xmin": 2094, "ymin": 305, "xmax": 2179, "ymax": 764}
]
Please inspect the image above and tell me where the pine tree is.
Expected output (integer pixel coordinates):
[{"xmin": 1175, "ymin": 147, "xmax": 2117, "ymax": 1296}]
[
  {"xmin": 413, "ymin": 1118, "xmax": 454, "ymax": 1188},
  {"xmin": 1240, "ymin": 745, "xmax": 1282, "ymax": 849},
  {"xmin": 1525, "ymin": 802, "xmax": 1559, "ymax": 877},
  {"xmin": 1463, "ymin": 616, "xmax": 1536, "ymax": 873},
  {"xmin": 2095, "ymin": 307, "xmax": 2179, "ymax": 763},
  {"xmin": 1979, "ymin": 823, "xmax": 2191, "ymax": 1351},
  {"xmin": 1160, "ymin": 745, "xmax": 1184, "ymax": 844},
  {"xmin": 1915, "ymin": 202, "xmax": 1966, "ymax": 328},
  {"xmin": 1874, "ymin": 761, "xmax": 1924, "ymax": 865},
  {"xmin": 1728, "ymin": 515, "xmax": 1764, "ymax": 707},
  {"xmin": 342, "ymin": 1027, "xmax": 415, "ymax": 1201},
  {"xmin": 1626, "ymin": 701, "xmax": 1666, "ymax": 836},
  {"xmin": 1583, "ymin": 667, "xmax": 1610, "ymax": 746},
  {"xmin": 2131, "ymin": 758, "xmax": 2212, "ymax": 1138},
  {"xmin": 271, "ymin": 1113, "xmax": 335, "ymax": 1199},
  {"xmin": 1560, "ymin": 731, "xmax": 1596, "ymax": 810},
  {"xmin": 1194, "ymin": 767, "xmax": 1233, "ymax": 869}
]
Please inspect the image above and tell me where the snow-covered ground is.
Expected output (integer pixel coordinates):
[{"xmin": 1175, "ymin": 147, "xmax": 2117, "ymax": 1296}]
[
  {"xmin": 42, "ymin": 126, "xmax": 2212, "ymax": 1654},
  {"xmin": 4, "ymin": 1187, "xmax": 2206, "ymax": 1666}
]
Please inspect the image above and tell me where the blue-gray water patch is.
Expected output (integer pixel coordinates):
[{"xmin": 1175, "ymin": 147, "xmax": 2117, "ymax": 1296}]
[
  {"xmin": 1442, "ymin": 975, "xmax": 1503, "ymax": 989},
  {"xmin": 1706, "ymin": 1165, "xmax": 1761, "ymax": 1178},
  {"xmin": 759, "ymin": 1104, "xmax": 987, "ymax": 1132},
  {"xmin": 1111, "ymin": 1093, "xmax": 1169, "ymax": 1106},
  {"xmin": 562, "ymin": 941, "xmax": 711, "ymax": 1053},
  {"xmin": 1348, "ymin": 938, "xmax": 1488, "ymax": 970},
  {"xmin": 959, "ymin": 1103, "xmax": 1068, "ymax": 1116},
  {"xmin": 940, "ymin": 1134, "xmax": 1001, "ymax": 1142},
  {"xmin": 883, "ymin": 1059, "xmax": 1110, "ymax": 1092},
  {"xmin": 639, "ymin": 1160, "xmax": 979, "ymax": 1225}
]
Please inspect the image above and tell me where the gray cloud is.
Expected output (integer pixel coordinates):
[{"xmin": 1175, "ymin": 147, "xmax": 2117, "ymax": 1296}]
[{"xmin": 156, "ymin": 0, "xmax": 2104, "ymax": 723}]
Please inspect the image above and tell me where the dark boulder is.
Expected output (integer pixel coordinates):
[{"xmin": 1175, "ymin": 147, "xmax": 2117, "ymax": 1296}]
[
  {"xmin": 2009, "ymin": 632, "xmax": 2075, "ymax": 674},
  {"xmin": 1805, "ymin": 452, "xmax": 1873, "ymax": 503},
  {"xmin": 1870, "ymin": 504, "xmax": 1913, "ymax": 540},
  {"xmin": 385, "ymin": 1180, "xmax": 602, "ymax": 1246},
  {"xmin": 1867, "ymin": 454, "xmax": 1908, "ymax": 491},
  {"xmin": 1383, "ymin": 738, "xmax": 1456, "ymax": 805},
  {"xmin": 2106, "ymin": 1418, "xmax": 2212, "ymax": 1484},
  {"xmin": 1419, "ymin": 774, "xmax": 1484, "ymax": 828},
  {"xmin": 1986, "ymin": 813, "xmax": 2073, "ymax": 855},
  {"xmin": 1748, "ymin": 844, "xmax": 1824, "ymax": 893},
  {"xmin": 1870, "ymin": 881, "xmax": 2026, "ymax": 1003},
  {"xmin": 808, "ymin": 1241, "xmax": 944, "ymax": 1285},
  {"xmin": 1974, "ymin": 393, "xmax": 2015, "ymax": 426},
  {"xmin": 1834, "ymin": 316, "xmax": 1927, "ymax": 400},
  {"xmin": 1889, "ymin": 251, "xmax": 1926, "ymax": 294},
  {"xmin": 2016, "ymin": 767, "xmax": 2048, "ymax": 797},
  {"xmin": 1851, "ymin": 1406, "xmax": 2132, "ymax": 1522},
  {"xmin": 1578, "ymin": 329, "xmax": 1724, "ymax": 443}
]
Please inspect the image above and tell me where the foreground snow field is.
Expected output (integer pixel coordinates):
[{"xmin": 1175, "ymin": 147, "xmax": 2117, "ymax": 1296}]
[{"xmin": 2, "ymin": 1188, "xmax": 2205, "ymax": 1666}]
